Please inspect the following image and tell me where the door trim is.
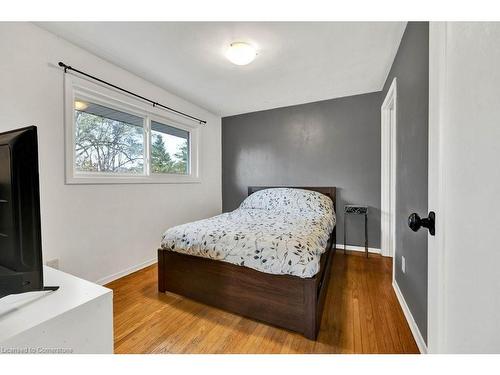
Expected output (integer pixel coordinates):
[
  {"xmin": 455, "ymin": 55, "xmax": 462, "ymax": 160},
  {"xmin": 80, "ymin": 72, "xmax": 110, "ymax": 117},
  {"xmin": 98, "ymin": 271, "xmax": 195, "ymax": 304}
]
[
  {"xmin": 380, "ymin": 77, "xmax": 397, "ymax": 259},
  {"xmin": 427, "ymin": 21, "xmax": 447, "ymax": 354}
]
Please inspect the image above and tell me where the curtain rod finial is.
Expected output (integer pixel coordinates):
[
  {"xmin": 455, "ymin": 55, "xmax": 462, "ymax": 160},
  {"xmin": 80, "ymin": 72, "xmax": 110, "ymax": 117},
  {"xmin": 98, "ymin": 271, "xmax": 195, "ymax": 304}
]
[{"xmin": 58, "ymin": 61, "xmax": 69, "ymax": 73}]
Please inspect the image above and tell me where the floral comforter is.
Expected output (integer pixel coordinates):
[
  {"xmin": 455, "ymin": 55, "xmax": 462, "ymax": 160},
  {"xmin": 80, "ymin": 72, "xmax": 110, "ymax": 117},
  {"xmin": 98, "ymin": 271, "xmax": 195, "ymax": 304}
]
[{"xmin": 160, "ymin": 188, "xmax": 336, "ymax": 278}]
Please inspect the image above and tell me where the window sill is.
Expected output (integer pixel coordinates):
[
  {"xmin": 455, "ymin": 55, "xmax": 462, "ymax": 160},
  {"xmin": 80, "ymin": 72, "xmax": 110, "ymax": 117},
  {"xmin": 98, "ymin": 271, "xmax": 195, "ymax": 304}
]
[{"xmin": 65, "ymin": 174, "xmax": 201, "ymax": 185}]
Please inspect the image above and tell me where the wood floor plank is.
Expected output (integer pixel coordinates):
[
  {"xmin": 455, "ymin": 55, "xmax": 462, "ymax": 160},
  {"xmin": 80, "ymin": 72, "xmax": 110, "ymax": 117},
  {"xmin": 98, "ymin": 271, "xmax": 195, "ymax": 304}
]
[
  {"xmin": 106, "ymin": 251, "xmax": 419, "ymax": 354},
  {"xmin": 359, "ymin": 258, "xmax": 378, "ymax": 353}
]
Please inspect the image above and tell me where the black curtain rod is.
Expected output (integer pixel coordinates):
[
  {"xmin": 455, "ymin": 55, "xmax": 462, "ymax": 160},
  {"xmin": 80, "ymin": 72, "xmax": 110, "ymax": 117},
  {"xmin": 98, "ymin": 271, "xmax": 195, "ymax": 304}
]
[{"xmin": 58, "ymin": 62, "xmax": 207, "ymax": 125}]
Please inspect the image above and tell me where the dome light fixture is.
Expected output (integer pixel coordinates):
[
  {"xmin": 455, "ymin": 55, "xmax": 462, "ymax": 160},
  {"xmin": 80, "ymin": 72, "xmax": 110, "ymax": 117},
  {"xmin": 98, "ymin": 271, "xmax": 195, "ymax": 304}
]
[{"xmin": 225, "ymin": 42, "xmax": 257, "ymax": 66}]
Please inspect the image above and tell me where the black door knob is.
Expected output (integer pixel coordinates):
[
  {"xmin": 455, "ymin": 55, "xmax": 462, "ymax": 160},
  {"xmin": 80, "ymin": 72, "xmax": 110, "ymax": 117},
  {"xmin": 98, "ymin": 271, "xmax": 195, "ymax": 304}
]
[{"xmin": 408, "ymin": 211, "xmax": 435, "ymax": 236}]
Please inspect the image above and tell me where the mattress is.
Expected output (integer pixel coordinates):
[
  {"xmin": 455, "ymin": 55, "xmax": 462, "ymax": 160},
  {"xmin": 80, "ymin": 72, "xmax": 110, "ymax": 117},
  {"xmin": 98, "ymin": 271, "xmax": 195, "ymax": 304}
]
[{"xmin": 160, "ymin": 188, "xmax": 336, "ymax": 278}]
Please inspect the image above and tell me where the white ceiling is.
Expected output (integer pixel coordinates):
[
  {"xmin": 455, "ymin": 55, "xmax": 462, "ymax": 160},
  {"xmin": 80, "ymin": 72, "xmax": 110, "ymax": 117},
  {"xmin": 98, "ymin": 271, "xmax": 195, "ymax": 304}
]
[{"xmin": 38, "ymin": 22, "xmax": 406, "ymax": 117}]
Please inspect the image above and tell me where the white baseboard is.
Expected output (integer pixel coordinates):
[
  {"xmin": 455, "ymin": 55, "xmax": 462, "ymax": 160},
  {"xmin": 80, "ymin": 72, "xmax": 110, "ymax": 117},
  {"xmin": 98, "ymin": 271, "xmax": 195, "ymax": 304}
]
[
  {"xmin": 392, "ymin": 280, "xmax": 428, "ymax": 354},
  {"xmin": 336, "ymin": 244, "xmax": 381, "ymax": 254},
  {"xmin": 96, "ymin": 258, "xmax": 157, "ymax": 286}
]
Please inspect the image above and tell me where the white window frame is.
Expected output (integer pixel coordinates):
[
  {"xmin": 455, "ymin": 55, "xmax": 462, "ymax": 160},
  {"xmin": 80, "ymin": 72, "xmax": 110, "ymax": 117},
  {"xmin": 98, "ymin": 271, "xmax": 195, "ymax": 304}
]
[{"xmin": 64, "ymin": 74, "xmax": 200, "ymax": 184}]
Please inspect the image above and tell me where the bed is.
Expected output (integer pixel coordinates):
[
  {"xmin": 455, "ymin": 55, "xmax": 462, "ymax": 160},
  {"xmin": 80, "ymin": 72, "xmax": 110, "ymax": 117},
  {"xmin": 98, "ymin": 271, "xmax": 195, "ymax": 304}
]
[{"xmin": 157, "ymin": 186, "xmax": 337, "ymax": 339}]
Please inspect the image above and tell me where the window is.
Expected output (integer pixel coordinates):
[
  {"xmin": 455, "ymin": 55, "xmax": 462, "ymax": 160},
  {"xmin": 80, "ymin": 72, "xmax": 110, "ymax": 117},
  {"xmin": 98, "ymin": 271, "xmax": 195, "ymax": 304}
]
[
  {"xmin": 65, "ymin": 75, "xmax": 200, "ymax": 184},
  {"xmin": 151, "ymin": 121, "xmax": 189, "ymax": 175}
]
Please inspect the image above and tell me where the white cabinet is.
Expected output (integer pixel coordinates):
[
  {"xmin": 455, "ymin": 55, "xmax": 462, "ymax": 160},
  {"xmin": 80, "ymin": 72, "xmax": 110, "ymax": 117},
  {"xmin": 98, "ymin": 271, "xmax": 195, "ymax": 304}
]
[{"xmin": 0, "ymin": 266, "xmax": 113, "ymax": 354}]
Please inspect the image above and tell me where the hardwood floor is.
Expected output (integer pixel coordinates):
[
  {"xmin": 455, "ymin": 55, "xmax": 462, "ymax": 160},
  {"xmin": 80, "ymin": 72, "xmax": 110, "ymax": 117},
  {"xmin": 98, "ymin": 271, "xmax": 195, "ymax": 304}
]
[{"xmin": 106, "ymin": 251, "xmax": 419, "ymax": 354}]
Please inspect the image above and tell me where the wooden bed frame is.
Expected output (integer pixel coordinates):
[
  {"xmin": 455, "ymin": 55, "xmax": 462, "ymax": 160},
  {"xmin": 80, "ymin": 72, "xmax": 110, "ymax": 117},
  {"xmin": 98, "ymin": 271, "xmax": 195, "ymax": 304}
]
[{"xmin": 158, "ymin": 186, "xmax": 336, "ymax": 340}]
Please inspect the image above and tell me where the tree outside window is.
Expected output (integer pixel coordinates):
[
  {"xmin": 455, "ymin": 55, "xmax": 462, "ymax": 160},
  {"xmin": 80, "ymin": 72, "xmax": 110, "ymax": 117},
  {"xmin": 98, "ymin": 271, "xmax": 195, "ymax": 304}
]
[{"xmin": 74, "ymin": 100, "xmax": 189, "ymax": 176}]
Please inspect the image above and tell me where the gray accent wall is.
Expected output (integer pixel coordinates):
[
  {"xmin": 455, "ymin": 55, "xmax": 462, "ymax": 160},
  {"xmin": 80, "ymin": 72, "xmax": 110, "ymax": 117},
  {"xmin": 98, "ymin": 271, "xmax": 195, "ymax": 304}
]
[
  {"xmin": 222, "ymin": 92, "xmax": 382, "ymax": 249},
  {"xmin": 222, "ymin": 21, "xmax": 429, "ymax": 344},
  {"xmin": 381, "ymin": 22, "xmax": 429, "ymax": 342}
]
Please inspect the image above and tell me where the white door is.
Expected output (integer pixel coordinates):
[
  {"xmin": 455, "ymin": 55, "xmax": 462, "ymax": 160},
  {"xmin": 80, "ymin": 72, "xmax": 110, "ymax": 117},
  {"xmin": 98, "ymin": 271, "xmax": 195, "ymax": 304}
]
[{"xmin": 428, "ymin": 22, "xmax": 500, "ymax": 353}]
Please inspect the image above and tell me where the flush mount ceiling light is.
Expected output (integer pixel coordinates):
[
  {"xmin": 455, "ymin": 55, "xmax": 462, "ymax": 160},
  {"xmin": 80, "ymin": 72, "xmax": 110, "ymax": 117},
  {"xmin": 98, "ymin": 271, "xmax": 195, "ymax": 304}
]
[{"xmin": 225, "ymin": 42, "xmax": 257, "ymax": 66}]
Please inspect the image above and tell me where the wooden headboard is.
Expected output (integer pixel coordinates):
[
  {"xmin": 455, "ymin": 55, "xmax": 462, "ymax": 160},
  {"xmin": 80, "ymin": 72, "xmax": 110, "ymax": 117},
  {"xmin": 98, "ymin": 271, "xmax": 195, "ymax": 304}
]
[{"xmin": 247, "ymin": 186, "xmax": 337, "ymax": 212}]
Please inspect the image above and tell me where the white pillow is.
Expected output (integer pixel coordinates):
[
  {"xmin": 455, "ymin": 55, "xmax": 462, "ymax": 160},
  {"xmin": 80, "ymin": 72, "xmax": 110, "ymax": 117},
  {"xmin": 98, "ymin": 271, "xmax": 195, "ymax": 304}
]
[{"xmin": 240, "ymin": 188, "xmax": 333, "ymax": 215}]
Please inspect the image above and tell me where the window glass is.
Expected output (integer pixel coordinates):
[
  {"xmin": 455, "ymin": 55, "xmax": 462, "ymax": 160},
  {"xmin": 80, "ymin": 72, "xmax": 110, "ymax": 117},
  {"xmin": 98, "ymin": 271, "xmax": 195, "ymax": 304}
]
[
  {"xmin": 150, "ymin": 120, "xmax": 189, "ymax": 175},
  {"xmin": 74, "ymin": 99, "xmax": 145, "ymax": 174}
]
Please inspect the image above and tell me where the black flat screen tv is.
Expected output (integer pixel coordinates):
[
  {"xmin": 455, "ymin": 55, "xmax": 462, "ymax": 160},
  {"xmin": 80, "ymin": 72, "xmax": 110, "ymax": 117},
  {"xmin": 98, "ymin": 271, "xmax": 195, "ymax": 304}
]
[{"xmin": 0, "ymin": 126, "xmax": 53, "ymax": 298}]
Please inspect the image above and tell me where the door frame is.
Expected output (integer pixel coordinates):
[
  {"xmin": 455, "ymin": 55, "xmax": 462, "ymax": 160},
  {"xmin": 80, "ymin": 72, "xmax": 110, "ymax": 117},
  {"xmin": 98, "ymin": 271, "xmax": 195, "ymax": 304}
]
[
  {"xmin": 427, "ymin": 21, "xmax": 447, "ymax": 354},
  {"xmin": 380, "ymin": 77, "xmax": 397, "ymax": 262}
]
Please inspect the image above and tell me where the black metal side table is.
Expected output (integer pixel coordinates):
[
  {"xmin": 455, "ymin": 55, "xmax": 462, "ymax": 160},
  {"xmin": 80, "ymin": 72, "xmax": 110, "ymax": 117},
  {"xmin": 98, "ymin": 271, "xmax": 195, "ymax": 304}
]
[{"xmin": 344, "ymin": 205, "xmax": 369, "ymax": 258}]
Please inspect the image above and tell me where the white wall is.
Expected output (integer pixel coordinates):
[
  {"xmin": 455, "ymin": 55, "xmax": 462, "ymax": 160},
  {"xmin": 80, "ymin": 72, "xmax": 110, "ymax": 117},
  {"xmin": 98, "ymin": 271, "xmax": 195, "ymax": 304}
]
[
  {"xmin": 0, "ymin": 22, "xmax": 222, "ymax": 284},
  {"xmin": 428, "ymin": 22, "xmax": 500, "ymax": 353}
]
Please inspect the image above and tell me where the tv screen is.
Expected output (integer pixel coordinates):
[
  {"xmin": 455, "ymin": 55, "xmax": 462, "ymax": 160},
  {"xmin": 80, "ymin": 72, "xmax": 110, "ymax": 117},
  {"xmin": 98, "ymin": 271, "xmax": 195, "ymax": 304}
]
[{"xmin": 0, "ymin": 126, "xmax": 44, "ymax": 298}]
